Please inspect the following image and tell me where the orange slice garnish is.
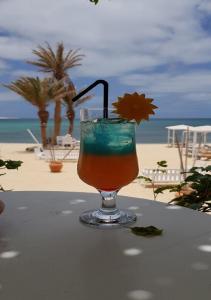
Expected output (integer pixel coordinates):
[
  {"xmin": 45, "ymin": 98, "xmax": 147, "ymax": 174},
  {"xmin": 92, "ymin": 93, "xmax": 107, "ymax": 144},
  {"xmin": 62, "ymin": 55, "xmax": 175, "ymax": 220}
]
[{"xmin": 112, "ymin": 92, "xmax": 158, "ymax": 124}]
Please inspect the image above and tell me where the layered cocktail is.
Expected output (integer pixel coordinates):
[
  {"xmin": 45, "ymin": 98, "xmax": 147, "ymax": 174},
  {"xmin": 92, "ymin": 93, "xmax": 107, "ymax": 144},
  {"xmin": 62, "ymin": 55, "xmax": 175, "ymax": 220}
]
[
  {"xmin": 72, "ymin": 79, "xmax": 156, "ymax": 227},
  {"xmin": 77, "ymin": 117, "xmax": 139, "ymax": 227}
]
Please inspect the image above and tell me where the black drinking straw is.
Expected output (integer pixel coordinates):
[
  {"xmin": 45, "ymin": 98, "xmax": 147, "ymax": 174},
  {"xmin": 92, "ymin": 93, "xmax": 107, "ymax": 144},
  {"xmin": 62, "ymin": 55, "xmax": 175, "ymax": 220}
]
[{"xmin": 72, "ymin": 79, "xmax": 109, "ymax": 119}]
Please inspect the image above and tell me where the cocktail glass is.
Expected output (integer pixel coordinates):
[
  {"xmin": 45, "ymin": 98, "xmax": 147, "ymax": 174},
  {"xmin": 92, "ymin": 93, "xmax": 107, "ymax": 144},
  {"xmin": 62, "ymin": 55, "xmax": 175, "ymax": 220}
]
[{"xmin": 77, "ymin": 109, "xmax": 139, "ymax": 227}]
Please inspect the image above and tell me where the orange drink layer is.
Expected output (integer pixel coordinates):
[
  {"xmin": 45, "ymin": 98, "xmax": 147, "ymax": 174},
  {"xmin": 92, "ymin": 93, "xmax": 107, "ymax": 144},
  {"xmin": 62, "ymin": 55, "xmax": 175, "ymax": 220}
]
[
  {"xmin": 78, "ymin": 153, "xmax": 138, "ymax": 191},
  {"xmin": 77, "ymin": 119, "xmax": 139, "ymax": 191}
]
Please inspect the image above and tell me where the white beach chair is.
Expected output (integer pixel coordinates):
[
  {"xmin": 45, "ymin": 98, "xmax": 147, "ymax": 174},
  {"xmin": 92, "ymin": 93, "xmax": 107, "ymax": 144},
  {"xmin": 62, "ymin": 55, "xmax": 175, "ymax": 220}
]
[
  {"xmin": 56, "ymin": 136, "xmax": 63, "ymax": 146},
  {"xmin": 56, "ymin": 134, "xmax": 80, "ymax": 149},
  {"xmin": 140, "ymin": 168, "xmax": 183, "ymax": 186},
  {"xmin": 61, "ymin": 150, "xmax": 79, "ymax": 161},
  {"xmin": 42, "ymin": 149, "xmax": 79, "ymax": 161},
  {"xmin": 27, "ymin": 129, "xmax": 43, "ymax": 151},
  {"xmin": 62, "ymin": 134, "xmax": 73, "ymax": 147},
  {"xmin": 34, "ymin": 147, "xmax": 46, "ymax": 159},
  {"xmin": 26, "ymin": 129, "xmax": 45, "ymax": 159}
]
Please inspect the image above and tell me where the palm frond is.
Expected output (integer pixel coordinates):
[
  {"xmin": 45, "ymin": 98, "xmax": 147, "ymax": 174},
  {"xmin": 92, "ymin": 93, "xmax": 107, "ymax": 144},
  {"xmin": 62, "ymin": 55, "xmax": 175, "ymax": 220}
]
[
  {"xmin": 4, "ymin": 77, "xmax": 41, "ymax": 106},
  {"xmin": 3, "ymin": 77, "xmax": 69, "ymax": 108},
  {"xmin": 46, "ymin": 42, "xmax": 57, "ymax": 63},
  {"xmin": 63, "ymin": 49, "xmax": 84, "ymax": 70},
  {"xmin": 27, "ymin": 44, "xmax": 57, "ymax": 73},
  {"xmin": 56, "ymin": 42, "xmax": 64, "ymax": 66},
  {"xmin": 27, "ymin": 42, "xmax": 84, "ymax": 77}
]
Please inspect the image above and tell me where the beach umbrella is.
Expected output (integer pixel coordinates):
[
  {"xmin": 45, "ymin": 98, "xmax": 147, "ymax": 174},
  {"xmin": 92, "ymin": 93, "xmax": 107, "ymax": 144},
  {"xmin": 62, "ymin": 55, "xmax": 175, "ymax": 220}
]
[{"xmin": 165, "ymin": 125, "xmax": 195, "ymax": 147}]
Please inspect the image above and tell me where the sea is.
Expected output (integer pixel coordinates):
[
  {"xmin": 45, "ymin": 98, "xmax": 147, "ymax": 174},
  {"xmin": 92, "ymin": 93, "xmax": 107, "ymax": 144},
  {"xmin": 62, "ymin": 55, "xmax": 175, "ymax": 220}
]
[{"xmin": 0, "ymin": 118, "xmax": 211, "ymax": 144}]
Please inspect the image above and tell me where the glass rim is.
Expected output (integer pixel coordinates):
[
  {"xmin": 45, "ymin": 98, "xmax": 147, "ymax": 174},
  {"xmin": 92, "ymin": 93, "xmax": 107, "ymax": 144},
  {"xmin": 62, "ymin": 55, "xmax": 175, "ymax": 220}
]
[
  {"xmin": 80, "ymin": 107, "xmax": 113, "ymax": 111},
  {"xmin": 79, "ymin": 108, "xmax": 136, "ymax": 124},
  {"xmin": 80, "ymin": 117, "xmax": 136, "ymax": 124}
]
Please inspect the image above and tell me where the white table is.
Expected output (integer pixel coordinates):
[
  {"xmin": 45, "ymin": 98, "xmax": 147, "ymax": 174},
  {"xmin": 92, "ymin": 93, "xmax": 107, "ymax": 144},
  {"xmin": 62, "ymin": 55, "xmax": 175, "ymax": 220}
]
[{"xmin": 0, "ymin": 191, "xmax": 211, "ymax": 300}]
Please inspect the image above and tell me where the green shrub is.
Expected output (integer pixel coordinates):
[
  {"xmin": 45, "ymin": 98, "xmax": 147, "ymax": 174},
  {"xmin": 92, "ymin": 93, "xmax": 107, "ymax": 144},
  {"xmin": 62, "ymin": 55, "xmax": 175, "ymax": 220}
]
[{"xmin": 0, "ymin": 159, "xmax": 23, "ymax": 191}]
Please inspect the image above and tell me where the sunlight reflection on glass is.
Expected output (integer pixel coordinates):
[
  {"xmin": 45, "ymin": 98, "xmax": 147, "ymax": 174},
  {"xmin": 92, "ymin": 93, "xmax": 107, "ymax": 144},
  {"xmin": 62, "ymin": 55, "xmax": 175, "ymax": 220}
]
[
  {"xmin": 127, "ymin": 289, "xmax": 153, "ymax": 300},
  {"xmin": 69, "ymin": 199, "xmax": 86, "ymax": 205},
  {"xmin": 135, "ymin": 213, "xmax": 143, "ymax": 217},
  {"xmin": 0, "ymin": 251, "xmax": 20, "ymax": 259},
  {"xmin": 17, "ymin": 206, "xmax": 28, "ymax": 210},
  {"xmin": 128, "ymin": 206, "xmax": 140, "ymax": 210},
  {"xmin": 198, "ymin": 245, "xmax": 211, "ymax": 252},
  {"xmin": 123, "ymin": 248, "xmax": 143, "ymax": 256},
  {"xmin": 191, "ymin": 262, "xmax": 209, "ymax": 271},
  {"xmin": 166, "ymin": 205, "xmax": 181, "ymax": 210}
]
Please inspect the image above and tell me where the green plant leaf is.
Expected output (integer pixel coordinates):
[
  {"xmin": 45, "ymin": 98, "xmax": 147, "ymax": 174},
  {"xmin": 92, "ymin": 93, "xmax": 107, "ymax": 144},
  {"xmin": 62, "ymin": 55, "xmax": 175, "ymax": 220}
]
[
  {"xmin": 89, "ymin": 0, "xmax": 99, "ymax": 4},
  {"xmin": 130, "ymin": 226, "xmax": 163, "ymax": 237},
  {"xmin": 154, "ymin": 185, "xmax": 176, "ymax": 194},
  {"xmin": 137, "ymin": 175, "xmax": 152, "ymax": 183},
  {"xmin": 157, "ymin": 160, "xmax": 168, "ymax": 168},
  {"xmin": 188, "ymin": 167, "xmax": 200, "ymax": 173},
  {"xmin": 0, "ymin": 159, "xmax": 23, "ymax": 192},
  {"xmin": 5, "ymin": 160, "xmax": 23, "ymax": 170},
  {"xmin": 205, "ymin": 166, "xmax": 211, "ymax": 172},
  {"xmin": 185, "ymin": 173, "xmax": 201, "ymax": 182},
  {"xmin": 0, "ymin": 160, "xmax": 5, "ymax": 167}
]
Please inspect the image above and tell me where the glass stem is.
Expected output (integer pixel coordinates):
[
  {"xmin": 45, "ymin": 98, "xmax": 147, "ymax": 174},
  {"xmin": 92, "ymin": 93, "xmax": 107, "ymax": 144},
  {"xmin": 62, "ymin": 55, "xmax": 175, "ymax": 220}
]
[{"xmin": 99, "ymin": 190, "xmax": 119, "ymax": 215}]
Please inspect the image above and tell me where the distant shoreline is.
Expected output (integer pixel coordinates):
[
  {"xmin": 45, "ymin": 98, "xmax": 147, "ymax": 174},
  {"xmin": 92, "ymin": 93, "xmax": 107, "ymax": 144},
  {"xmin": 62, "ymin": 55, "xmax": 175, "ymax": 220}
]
[
  {"xmin": 1, "ymin": 118, "xmax": 211, "ymax": 144},
  {"xmin": 1, "ymin": 117, "xmax": 211, "ymax": 120},
  {"xmin": 0, "ymin": 117, "xmax": 21, "ymax": 120}
]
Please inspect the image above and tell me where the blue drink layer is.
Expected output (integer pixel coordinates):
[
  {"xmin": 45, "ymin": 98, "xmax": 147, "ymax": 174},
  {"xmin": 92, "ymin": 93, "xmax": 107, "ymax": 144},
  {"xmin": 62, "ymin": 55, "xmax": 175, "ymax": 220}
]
[{"xmin": 80, "ymin": 118, "xmax": 136, "ymax": 155}]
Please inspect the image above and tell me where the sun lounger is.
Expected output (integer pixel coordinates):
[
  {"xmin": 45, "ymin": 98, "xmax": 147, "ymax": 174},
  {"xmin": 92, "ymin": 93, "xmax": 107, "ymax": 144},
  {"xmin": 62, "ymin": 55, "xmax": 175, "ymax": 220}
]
[
  {"xmin": 45, "ymin": 149, "xmax": 79, "ymax": 161},
  {"xmin": 140, "ymin": 168, "xmax": 183, "ymax": 186},
  {"xmin": 32, "ymin": 132, "xmax": 80, "ymax": 160},
  {"xmin": 34, "ymin": 147, "xmax": 46, "ymax": 159},
  {"xmin": 56, "ymin": 136, "xmax": 63, "ymax": 146},
  {"xmin": 34, "ymin": 148, "xmax": 79, "ymax": 161},
  {"xmin": 27, "ymin": 129, "xmax": 43, "ymax": 151},
  {"xmin": 56, "ymin": 135, "xmax": 80, "ymax": 149}
]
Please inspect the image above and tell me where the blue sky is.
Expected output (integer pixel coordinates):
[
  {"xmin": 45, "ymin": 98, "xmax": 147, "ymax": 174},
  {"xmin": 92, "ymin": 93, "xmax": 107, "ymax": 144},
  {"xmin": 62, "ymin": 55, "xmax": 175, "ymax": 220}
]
[{"xmin": 1, "ymin": 0, "xmax": 211, "ymax": 118}]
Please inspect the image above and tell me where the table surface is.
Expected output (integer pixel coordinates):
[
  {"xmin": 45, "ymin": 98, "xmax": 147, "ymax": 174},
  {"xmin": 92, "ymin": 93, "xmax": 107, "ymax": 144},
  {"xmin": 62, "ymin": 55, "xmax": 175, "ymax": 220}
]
[{"xmin": 0, "ymin": 191, "xmax": 211, "ymax": 300}]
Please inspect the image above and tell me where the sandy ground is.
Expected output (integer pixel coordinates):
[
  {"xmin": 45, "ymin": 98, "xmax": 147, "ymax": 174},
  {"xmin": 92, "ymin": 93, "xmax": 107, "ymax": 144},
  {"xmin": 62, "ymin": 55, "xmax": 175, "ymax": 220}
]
[{"xmin": 0, "ymin": 143, "xmax": 194, "ymax": 203}]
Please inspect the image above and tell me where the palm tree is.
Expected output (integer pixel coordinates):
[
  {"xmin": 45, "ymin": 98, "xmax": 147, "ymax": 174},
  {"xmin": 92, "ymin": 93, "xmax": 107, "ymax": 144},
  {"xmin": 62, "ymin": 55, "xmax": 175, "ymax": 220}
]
[
  {"xmin": 4, "ymin": 77, "xmax": 69, "ymax": 147},
  {"xmin": 62, "ymin": 76, "xmax": 93, "ymax": 134},
  {"xmin": 27, "ymin": 42, "xmax": 88, "ymax": 143}
]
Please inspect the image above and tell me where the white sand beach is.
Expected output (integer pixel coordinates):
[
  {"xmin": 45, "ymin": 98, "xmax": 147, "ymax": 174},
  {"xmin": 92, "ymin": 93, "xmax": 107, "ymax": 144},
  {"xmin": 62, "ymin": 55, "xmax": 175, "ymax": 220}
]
[{"xmin": 0, "ymin": 143, "xmax": 193, "ymax": 203}]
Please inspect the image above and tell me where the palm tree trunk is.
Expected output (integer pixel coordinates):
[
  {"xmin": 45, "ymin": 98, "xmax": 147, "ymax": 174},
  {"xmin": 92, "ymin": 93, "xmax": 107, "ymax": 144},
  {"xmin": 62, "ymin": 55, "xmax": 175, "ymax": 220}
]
[
  {"xmin": 40, "ymin": 123, "xmax": 48, "ymax": 147},
  {"xmin": 66, "ymin": 107, "xmax": 75, "ymax": 135},
  {"xmin": 52, "ymin": 100, "xmax": 62, "ymax": 144},
  {"xmin": 37, "ymin": 110, "xmax": 49, "ymax": 147}
]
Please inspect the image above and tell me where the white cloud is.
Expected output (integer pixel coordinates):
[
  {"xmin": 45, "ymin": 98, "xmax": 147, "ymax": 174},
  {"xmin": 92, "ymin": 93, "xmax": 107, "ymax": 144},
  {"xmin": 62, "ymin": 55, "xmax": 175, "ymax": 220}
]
[
  {"xmin": 0, "ymin": 91, "xmax": 21, "ymax": 102},
  {"xmin": 0, "ymin": 0, "xmax": 210, "ymax": 75},
  {"xmin": 120, "ymin": 71, "xmax": 211, "ymax": 94},
  {"xmin": 0, "ymin": 0, "xmax": 211, "ymax": 114},
  {"xmin": 198, "ymin": 0, "xmax": 211, "ymax": 13},
  {"xmin": 0, "ymin": 68, "xmax": 41, "ymax": 80},
  {"xmin": 0, "ymin": 37, "xmax": 34, "ymax": 60},
  {"xmin": 185, "ymin": 92, "xmax": 211, "ymax": 102},
  {"xmin": 10, "ymin": 69, "xmax": 43, "ymax": 78},
  {"xmin": 0, "ymin": 59, "xmax": 9, "ymax": 71},
  {"xmin": 72, "ymin": 50, "xmax": 163, "ymax": 77}
]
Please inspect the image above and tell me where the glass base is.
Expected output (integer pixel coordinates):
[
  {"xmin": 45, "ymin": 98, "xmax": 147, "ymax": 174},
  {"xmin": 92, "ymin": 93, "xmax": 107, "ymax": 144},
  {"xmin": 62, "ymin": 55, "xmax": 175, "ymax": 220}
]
[{"xmin": 79, "ymin": 208, "xmax": 137, "ymax": 228}]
